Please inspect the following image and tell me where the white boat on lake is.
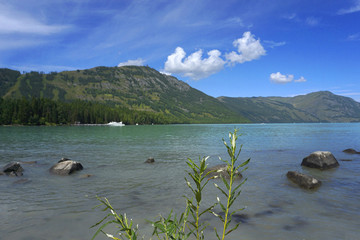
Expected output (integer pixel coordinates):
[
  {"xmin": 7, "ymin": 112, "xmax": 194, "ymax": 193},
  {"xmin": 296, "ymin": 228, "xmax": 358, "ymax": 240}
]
[{"xmin": 107, "ymin": 121, "xmax": 125, "ymax": 126}]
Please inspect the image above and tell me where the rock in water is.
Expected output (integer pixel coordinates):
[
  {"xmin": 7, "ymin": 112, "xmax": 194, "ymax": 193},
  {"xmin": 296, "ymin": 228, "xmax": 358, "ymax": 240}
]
[
  {"xmin": 286, "ymin": 171, "xmax": 321, "ymax": 189},
  {"xmin": 58, "ymin": 157, "xmax": 71, "ymax": 163},
  {"xmin": 205, "ymin": 164, "xmax": 242, "ymax": 179},
  {"xmin": 343, "ymin": 148, "xmax": 360, "ymax": 154},
  {"xmin": 49, "ymin": 160, "xmax": 83, "ymax": 175},
  {"xmin": 145, "ymin": 157, "xmax": 155, "ymax": 163},
  {"xmin": 2, "ymin": 162, "xmax": 24, "ymax": 176},
  {"xmin": 301, "ymin": 151, "xmax": 339, "ymax": 170}
]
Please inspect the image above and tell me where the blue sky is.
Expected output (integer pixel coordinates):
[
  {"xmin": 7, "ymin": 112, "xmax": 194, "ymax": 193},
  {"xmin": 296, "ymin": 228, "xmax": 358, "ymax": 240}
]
[{"xmin": 1, "ymin": 0, "xmax": 360, "ymax": 101}]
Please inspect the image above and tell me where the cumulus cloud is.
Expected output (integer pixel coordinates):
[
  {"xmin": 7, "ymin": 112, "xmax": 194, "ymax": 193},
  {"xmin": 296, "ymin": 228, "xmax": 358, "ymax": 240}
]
[
  {"xmin": 270, "ymin": 72, "xmax": 294, "ymax": 84},
  {"xmin": 294, "ymin": 76, "xmax": 307, "ymax": 82},
  {"xmin": 163, "ymin": 32, "xmax": 265, "ymax": 80},
  {"xmin": 270, "ymin": 72, "xmax": 306, "ymax": 84},
  {"xmin": 225, "ymin": 32, "xmax": 266, "ymax": 64},
  {"xmin": 338, "ymin": 0, "xmax": 360, "ymax": 15},
  {"xmin": 118, "ymin": 58, "xmax": 145, "ymax": 67},
  {"xmin": 163, "ymin": 47, "xmax": 225, "ymax": 80}
]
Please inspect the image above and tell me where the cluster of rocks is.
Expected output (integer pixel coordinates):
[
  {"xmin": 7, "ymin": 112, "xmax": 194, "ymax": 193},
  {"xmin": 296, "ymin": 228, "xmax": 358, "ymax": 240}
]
[
  {"xmin": 1, "ymin": 158, "xmax": 85, "ymax": 180},
  {"xmin": 286, "ymin": 148, "xmax": 359, "ymax": 190}
]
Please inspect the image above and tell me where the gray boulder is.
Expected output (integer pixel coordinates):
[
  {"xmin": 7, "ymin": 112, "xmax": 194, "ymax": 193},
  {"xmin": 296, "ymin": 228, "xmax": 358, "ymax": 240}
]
[
  {"xmin": 301, "ymin": 151, "xmax": 339, "ymax": 170},
  {"xmin": 58, "ymin": 157, "xmax": 71, "ymax": 163},
  {"xmin": 343, "ymin": 148, "xmax": 360, "ymax": 154},
  {"xmin": 49, "ymin": 160, "xmax": 83, "ymax": 175},
  {"xmin": 145, "ymin": 157, "xmax": 155, "ymax": 163},
  {"xmin": 2, "ymin": 162, "xmax": 24, "ymax": 176},
  {"xmin": 205, "ymin": 164, "xmax": 242, "ymax": 179},
  {"xmin": 287, "ymin": 171, "xmax": 321, "ymax": 189}
]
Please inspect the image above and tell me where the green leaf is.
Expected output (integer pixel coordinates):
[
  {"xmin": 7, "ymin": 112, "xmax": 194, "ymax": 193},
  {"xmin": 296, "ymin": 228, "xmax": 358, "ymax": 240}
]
[{"xmin": 221, "ymin": 175, "xmax": 230, "ymax": 190}]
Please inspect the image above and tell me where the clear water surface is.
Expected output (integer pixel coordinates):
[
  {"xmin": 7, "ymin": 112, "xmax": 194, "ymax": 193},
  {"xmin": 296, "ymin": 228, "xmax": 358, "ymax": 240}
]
[{"xmin": 0, "ymin": 123, "xmax": 359, "ymax": 240}]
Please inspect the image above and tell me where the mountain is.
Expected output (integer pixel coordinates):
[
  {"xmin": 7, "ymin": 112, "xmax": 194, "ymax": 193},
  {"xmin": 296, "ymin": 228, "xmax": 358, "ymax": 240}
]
[
  {"xmin": 1, "ymin": 66, "xmax": 359, "ymax": 123},
  {"xmin": 0, "ymin": 66, "xmax": 247, "ymax": 123},
  {"xmin": 218, "ymin": 91, "xmax": 360, "ymax": 123}
]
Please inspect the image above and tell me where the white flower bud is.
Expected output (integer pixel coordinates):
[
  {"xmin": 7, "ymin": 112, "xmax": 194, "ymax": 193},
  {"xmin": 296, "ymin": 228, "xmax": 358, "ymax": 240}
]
[{"xmin": 106, "ymin": 233, "xmax": 114, "ymax": 238}]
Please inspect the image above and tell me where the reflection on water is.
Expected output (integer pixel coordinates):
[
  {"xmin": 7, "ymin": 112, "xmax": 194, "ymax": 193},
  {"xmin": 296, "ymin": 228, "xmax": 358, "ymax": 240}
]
[{"xmin": 0, "ymin": 123, "xmax": 360, "ymax": 240}]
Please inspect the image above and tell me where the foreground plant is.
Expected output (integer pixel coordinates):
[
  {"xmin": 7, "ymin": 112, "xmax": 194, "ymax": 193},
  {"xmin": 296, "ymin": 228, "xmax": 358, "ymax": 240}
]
[
  {"xmin": 150, "ymin": 202, "xmax": 191, "ymax": 240},
  {"xmin": 184, "ymin": 156, "xmax": 217, "ymax": 240},
  {"xmin": 92, "ymin": 129, "xmax": 249, "ymax": 240},
  {"xmin": 91, "ymin": 196, "xmax": 139, "ymax": 240},
  {"xmin": 213, "ymin": 129, "xmax": 250, "ymax": 240}
]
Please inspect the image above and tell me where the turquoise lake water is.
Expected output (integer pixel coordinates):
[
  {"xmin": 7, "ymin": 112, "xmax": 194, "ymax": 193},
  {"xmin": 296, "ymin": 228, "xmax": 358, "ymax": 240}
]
[{"xmin": 0, "ymin": 123, "xmax": 360, "ymax": 240}]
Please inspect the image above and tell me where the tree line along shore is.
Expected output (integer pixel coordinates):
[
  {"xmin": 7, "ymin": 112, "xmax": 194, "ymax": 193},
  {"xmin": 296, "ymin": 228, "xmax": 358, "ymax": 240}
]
[{"xmin": 0, "ymin": 97, "xmax": 180, "ymax": 126}]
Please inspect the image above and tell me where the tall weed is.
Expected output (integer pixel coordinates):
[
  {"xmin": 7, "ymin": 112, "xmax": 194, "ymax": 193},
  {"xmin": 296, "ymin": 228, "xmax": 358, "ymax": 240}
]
[{"xmin": 92, "ymin": 129, "xmax": 249, "ymax": 240}]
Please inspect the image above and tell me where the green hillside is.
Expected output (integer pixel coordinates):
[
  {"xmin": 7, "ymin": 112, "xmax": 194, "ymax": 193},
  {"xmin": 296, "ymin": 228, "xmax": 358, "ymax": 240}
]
[
  {"xmin": 0, "ymin": 66, "xmax": 248, "ymax": 124},
  {"xmin": 1, "ymin": 66, "xmax": 359, "ymax": 124},
  {"xmin": 219, "ymin": 91, "xmax": 360, "ymax": 123}
]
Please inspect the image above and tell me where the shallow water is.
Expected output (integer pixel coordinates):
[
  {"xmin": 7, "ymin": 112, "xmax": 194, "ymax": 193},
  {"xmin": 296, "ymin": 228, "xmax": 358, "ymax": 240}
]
[{"xmin": 0, "ymin": 123, "xmax": 360, "ymax": 240}]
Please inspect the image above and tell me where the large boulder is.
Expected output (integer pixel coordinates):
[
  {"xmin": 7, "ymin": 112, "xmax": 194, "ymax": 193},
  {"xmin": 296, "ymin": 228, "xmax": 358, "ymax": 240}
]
[
  {"xmin": 205, "ymin": 164, "xmax": 242, "ymax": 179},
  {"xmin": 301, "ymin": 151, "xmax": 339, "ymax": 170},
  {"xmin": 2, "ymin": 162, "xmax": 24, "ymax": 176},
  {"xmin": 49, "ymin": 160, "xmax": 83, "ymax": 175},
  {"xmin": 343, "ymin": 148, "xmax": 360, "ymax": 154},
  {"xmin": 287, "ymin": 171, "xmax": 321, "ymax": 189}
]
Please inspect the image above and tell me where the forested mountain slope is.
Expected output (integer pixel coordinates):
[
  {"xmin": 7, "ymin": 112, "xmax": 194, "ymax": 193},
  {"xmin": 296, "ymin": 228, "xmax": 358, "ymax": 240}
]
[{"xmin": 0, "ymin": 66, "xmax": 247, "ymax": 124}]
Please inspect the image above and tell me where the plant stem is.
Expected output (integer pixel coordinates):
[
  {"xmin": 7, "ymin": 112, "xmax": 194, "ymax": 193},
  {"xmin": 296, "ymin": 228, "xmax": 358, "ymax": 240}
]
[{"xmin": 221, "ymin": 160, "xmax": 234, "ymax": 240}]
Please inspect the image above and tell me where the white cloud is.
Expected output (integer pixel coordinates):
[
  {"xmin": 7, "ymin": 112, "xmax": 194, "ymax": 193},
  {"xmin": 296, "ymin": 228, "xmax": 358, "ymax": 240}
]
[
  {"xmin": 270, "ymin": 72, "xmax": 306, "ymax": 84},
  {"xmin": 225, "ymin": 31, "xmax": 266, "ymax": 64},
  {"xmin": 118, "ymin": 58, "xmax": 145, "ymax": 67},
  {"xmin": 264, "ymin": 40, "xmax": 286, "ymax": 49},
  {"xmin": 294, "ymin": 76, "xmax": 307, "ymax": 82},
  {"xmin": 163, "ymin": 47, "xmax": 225, "ymax": 80},
  {"xmin": 338, "ymin": 0, "xmax": 360, "ymax": 15},
  {"xmin": 270, "ymin": 72, "xmax": 294, "ymax": 84},
  {"xmin": 163, "ymin": 32, "xmax": 265, "ymax": 80},
  {"xmin": 0, "ymin": 3, "xmax": 69, "ymax": 35}
]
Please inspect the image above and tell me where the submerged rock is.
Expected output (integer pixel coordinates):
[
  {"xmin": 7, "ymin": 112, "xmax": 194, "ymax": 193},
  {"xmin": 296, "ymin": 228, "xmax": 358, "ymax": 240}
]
[
  {"xmin": 205, "ymin": 164, "xmax": 242, "ymax": 179},
  {"xmin": 79, "ymin": 174, "xmax": 93, "ymax": 178},
  {"xmin": 13, "ymin": 178, "xmax": 32, "ymax": 184},
  {"xmin": 301, "ymin": 151, "xmax": 339, "ymax": 170},
  {"xmin": 254, "ymin": 210, "xmax": 274, "ymax": 217},
  {"xmin": 20, "ymin": 161, "xmax": 37, "ymax": 164},
  {"xmin": 2, "ymin": 162, "xmax": 24, "ymax": 177},
  {"xmin": 49, "ymin": 160, "xmax": 83, "ymax": 175},
  {"xmin": 343, "ymin": 148, "xmax": 360, "ymax": 154},
  {"xmin": 286, "ymin": 171, "xmax": 321, "ymax": 189},
  {"xmin": 145, "ymin": 157, "xmax": 155, "ymax": 163},
  {"xmin": 232, "ymin": 213, "xmax": 250, "ymax": 224}
]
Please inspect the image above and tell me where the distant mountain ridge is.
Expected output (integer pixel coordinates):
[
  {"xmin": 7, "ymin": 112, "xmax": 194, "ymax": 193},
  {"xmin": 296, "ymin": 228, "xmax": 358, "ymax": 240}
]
[
  {"xmin": 1, "ymin": 66, "xmax": 359, "ymax": 123},
  {"xmin": 218, "ymin": 91, "xmax": 360, "ymax": 122}
]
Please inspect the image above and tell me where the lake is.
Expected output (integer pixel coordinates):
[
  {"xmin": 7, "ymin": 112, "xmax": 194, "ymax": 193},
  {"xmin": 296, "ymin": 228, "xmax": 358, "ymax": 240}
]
[{"xmin": 1, "ymin": 123, "xmax": 360, "ymax": 240}]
